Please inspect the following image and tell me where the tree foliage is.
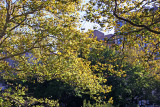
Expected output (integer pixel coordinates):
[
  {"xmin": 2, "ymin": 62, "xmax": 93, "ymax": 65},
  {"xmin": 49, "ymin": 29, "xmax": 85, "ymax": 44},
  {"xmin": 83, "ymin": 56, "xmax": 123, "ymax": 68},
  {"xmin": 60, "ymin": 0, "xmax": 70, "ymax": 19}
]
[
  {"xmin": 85, "ymin": 0, "xmax": 160, "ymax": 79},
  {"xmin": 0, "ymin": 0, "xmax": 111, "ymax": 106},
  {"xmin": 88, "ymin": 46, "xmax": 160, "ymax": 106},
  {"xmin": 1, "ymin": 0, "xmax": 160, "ymax": 106},
  {"xmin": 84, "ymin": 0, "xmax": 160, "ymax": 105}
]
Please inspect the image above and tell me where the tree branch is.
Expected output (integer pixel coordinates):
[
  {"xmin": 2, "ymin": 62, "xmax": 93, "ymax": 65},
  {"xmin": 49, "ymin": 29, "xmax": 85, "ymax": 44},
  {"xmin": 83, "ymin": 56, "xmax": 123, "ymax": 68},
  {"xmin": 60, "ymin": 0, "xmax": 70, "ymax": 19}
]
[
  {"xmin": 113, "ymin": 0, "xmax": 160, "ymax": 34},
  {"xmin": 0, "ymin": 0, "xmax": 11, "ymax": 40},
  {"xmin": 2, "ymin": 95, "xmax": 23, "ymax": 107},
  {"xmin": 9, "ymin": 15, "xmax": 27, "ymax": 32}
]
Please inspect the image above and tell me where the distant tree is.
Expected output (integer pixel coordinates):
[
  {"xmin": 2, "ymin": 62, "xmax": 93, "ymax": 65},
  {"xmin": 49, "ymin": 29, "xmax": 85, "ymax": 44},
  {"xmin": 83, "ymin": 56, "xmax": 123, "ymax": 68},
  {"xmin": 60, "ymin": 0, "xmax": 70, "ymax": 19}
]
[{"xmin": 88, "ymin": 46, "xmax": 160, "ymax": 106}]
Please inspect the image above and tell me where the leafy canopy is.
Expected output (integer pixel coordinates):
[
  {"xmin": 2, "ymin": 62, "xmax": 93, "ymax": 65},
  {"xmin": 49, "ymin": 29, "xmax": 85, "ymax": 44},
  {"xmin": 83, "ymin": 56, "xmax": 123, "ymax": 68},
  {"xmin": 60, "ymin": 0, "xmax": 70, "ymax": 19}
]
[
  {"xmin": 0, "ymin": 0, "xmax": 111, "ymax": 106},
  {"xmin": 85, "ymin": 0, "xmax": 160, "ymax": 79}
]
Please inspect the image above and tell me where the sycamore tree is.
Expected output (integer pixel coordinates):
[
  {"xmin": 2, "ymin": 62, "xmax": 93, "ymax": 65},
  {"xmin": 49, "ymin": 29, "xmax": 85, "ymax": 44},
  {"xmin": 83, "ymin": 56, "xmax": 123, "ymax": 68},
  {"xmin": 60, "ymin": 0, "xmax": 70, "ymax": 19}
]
[
  {"xmin": 0, "ymin": 0, "xmax": 113, "ymax": 106},
  {"xmin": 84, "ymin": 0, "xmax": 160, "ymax": 80}
]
